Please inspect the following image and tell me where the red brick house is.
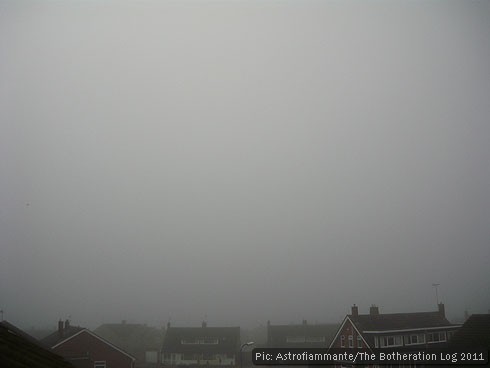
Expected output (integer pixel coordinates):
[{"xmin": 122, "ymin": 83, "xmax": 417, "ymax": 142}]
[
  {"xmin": 329, "ymin": 303, "xmax": 460, "ymax": 350},
  {"xmin": 42, "ymin": 320, "xmax": 136, "ymax": 368}
]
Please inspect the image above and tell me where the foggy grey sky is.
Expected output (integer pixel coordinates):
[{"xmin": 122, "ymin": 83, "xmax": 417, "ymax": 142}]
[{"xmin": 1, "ymin": 0, "xmax": 489, "ymax": 330}]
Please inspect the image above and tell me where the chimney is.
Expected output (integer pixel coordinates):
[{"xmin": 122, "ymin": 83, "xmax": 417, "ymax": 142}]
[
  {"xmin": 58, "ymin": 319, "xmax": 64, "ymax": 337},
  {"xmin": 65, "ymin": 319, "xmax": 70, "ymax": 330},
  {"xmin": 167, "ymin": 321, "xmax": 171, "ymax": 329},
  {"xmin": 202, "ymin": 321, "xmax": 207, "ymax": 328},
  {"xmin": 302, "ymin": 319, "xmax": 307, "ymax": 325},
  {"xmin": 369, "ymin": 305, "xmax": 379, "ymax": 315},
  {"xmin": 464, "ymin": 310, "xmax": 469, "ymax": 321},
  {"xmin": 351, "ymin": 304, "xmax": 359, "ymax": 317},
  {"xmin": 438, "ymin": 303, "xmax": 445, "ymax": 318}
]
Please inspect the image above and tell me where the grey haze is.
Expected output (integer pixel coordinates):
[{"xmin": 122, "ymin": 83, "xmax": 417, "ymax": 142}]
[{"xmin": 1, "ymin": 0, "xmax": 489, "ymax": 330}]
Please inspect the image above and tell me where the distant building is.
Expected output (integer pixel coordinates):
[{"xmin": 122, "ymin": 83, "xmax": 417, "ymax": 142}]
[
  {"xmin": 266, "ymin": 320, "xmax": 339, "ymax": 348},
  {"xmin": 329, "ymin": 303, "xmax": 461, "ymax": 350},
  {"xmin": 161, "ymin": 322, "xmax": 240, "ymax": 367},
  {"xmin": 42, "ymin": 320, "xmax": 136, "ymax": 368},
  {"xmin": 0, "ymin": 320, "xmax": 74, "ymax": 368},
  {"xmin": 94, "ymin": 321, "xmax": 164, "ymax": 368}
]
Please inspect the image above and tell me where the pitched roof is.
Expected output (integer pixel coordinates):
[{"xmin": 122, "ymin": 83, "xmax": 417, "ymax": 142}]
[
  {"xmin": 0, "ymin": 321, "xmax": 74, "ymax": 368},
  {"xmin": 41, "ymin": 325, "xmax": 136, "ymax": 361},
  {"xmin": 40, "ymin": 325, "xmax": 85, "ymax": 348},
  {"xmin": 162, "ymin": 326, "xmax": 240, "ymax": 353},
  {"xmin": 94, "ymin": 322, "xmax": 164, "ymax": 361},
  {"xmin": 267, "ymin": 323, "xmax": 339, "ymax": 347},
  {"xmin": 350, "ymin": 311, "xmax": 455, "ymax": 332},
  {"xmin": 449, "ymin": 314, "xmax": 490, "ymax": 348}
]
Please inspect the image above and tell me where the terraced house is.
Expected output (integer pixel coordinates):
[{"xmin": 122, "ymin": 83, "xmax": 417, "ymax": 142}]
[
  {"xmin": 266, "ymin": 319, "xmax": 338, "ymax": 348},
  {"xmin": 329, "ymin": 303, "xmax": 460, "ymax": 350},
  {"xmin": 161, "ymin": 322, "xmax": 240, "ymax": 367}
]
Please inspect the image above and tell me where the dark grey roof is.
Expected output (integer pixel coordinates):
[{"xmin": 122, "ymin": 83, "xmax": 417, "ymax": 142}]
[
  {"xmin": 40, "ymin": 325, "xmax": 85, "ymax": 348},
  {"xmin": 350, "ymin": 311, "xmax": 454, "ymax": 332},
  {"xmin": 94, "ymin": 323, "xmax": 164, "ymax": 361},
  {"xmin": 0, "ymin": 321, "xmax": 75, "ymax": 368},
  {"xmin": 449, "ymin": 314, "xmax": 490, "ymax": 348},
  {"xmin": 162, "ymin": 326, "xmax": 240, "ymax": 353},
  {"xmin": 267, "ymin": 323, "xmax": 339, "ymax": 348}
]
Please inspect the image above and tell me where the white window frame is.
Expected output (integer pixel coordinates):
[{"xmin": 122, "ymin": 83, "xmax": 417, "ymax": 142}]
[
  {"xmin": 182, "ymin": 338, "xmax": 219, "ymax": 345},
  {"xmin": 94, "ymin": 362, "xmax": 106, "ymax": 368},
  {"xmin": 202, "ymin": 337, "xmax": 219, "ymax": 345},
  {"xmin": 305, "ymin": 336, "xmax": 325, "ymax": 343},
  {"xmin": 380, "ymin": 335, "xmax": 403, "ymax": 347},
  {"xmin": 404, "ymin": 333, "xmax": 426, "ymax": 345},
  {"xmin": 340, "ymin": 335, "xmax": 345, "ymax": 347},
  {"xmin": 348, "ymin": 335, "xmax": 353, "ymax": 348},
  {"xmin": 357, "ymin": 335, "xmax": 362, "ymax": 348},
  {"xmin": 286, "ymin": 336, "xmax": 306, "ymax": 343},
  {"xmin": 427, "ymin": 331, "xmax": 446, "ymax": 343}
]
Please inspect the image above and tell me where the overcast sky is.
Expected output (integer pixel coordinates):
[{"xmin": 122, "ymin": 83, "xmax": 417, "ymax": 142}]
[{"xmin": 1, "ymin": 0, "xmax": 489, "ymax": 330}]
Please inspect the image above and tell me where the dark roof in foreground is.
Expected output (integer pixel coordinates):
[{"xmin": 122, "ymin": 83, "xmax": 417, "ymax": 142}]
[
  {"xmin": 163, "ymin": 326, "xmax": 240, "ymax": 353},
  {"xmin": 0, "ymin": 321, "xmax": 74, "ymax": 368},
  {"xmin": 350, "ymin": 311, "xmax": 456, "ymax": 332},
  {"xmin": 449, "ymin": 314, "xmax": 490, "ymax": 348}
]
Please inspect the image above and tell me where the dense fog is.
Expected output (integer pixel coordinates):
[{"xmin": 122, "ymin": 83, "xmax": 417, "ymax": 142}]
[{"xmin": 1, "ymin": 0, "xmax": 489, "ymax": 330}]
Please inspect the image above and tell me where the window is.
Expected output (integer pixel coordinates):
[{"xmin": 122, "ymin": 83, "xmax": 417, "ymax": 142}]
[
  {"xmin": 380, "ymin": 335, "xmax": 402, "ymax": 347},
  {"xmin": 182, "ymin": 338, "xmax": 219, "ymax": 345},
  {"xmin": 287, "ymin": 336, "xmax": 306, "ymax": 343},
  {"xmin": 404, "ymin": 334, "xmax": 425, "ymax": 345},
  {"xmin": 427, "ymin": 331, "xmax": 446, "ymax": 343},
  {"xmin": 182, "ymin": 353, "xmax": 199, "ymax": 361},
  {"xmin": 348, "ymin": 335, "xmax": 353, "ymax": 348},
  {"xmin": 341, "ymin": 335, "xmax": 345, "ymax": 347},
  {"xmin": 305, "ymin": 336, "xmax": 325, "ymax": 343},
  {"xmin": 357, "ymin": 335, "xmax": 362, "ymax": 348},
  {"xmin": 202, "ymin": 337, "xmax": 219, "ymax": 344},
  {"xmin": 94, "ymin": 362, "xmax": 106, "ymax": 368}
]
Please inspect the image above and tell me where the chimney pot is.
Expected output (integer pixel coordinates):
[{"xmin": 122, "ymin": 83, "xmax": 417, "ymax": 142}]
[
  {"xmin": 202, "ymin": 321, "xmax": 207, "ymax": 328},
  {"xmin": 58, "ymin": 319, "xmax": 64, "ymax": 337},
  {"xmin": 351, "ymin": 304, "xmax": 359, "ymax": 317},
  {"xmin": 369, "ymin": 305, "xmax": 379, "ymax": 315},
  {"xmin": 438, "ymin": 303, "xmax": 445, "ymax": 318}
]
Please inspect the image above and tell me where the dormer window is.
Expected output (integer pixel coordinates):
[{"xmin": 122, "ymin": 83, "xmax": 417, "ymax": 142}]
[
  {"xmin": 182, "ymin": 338, "xmax": 218, "ymax": 345},
  {"xmin": 380, "ymin": 335, "xmax": 402, "ymax": 347},
  {"xmin": 286, "ymin": 336, "xmax": 306, "ymax": 343},
  {"xmin": 305, "ymin": 336, "xmax": 325, "ymax": 343},
  {"xmin": 427, "ymin": 331, "xmax": 446, "ymax": 343},
  {"xmin": 404, "ymin": 334, "xmax": 425, "ymax": 345}
]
